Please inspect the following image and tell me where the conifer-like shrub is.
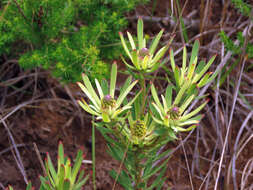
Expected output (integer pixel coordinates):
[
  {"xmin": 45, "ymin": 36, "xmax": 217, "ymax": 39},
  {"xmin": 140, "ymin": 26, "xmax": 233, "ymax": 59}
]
[{"xmin": 0, "ymin": 0, "xmax": 148, "ymax": 82}]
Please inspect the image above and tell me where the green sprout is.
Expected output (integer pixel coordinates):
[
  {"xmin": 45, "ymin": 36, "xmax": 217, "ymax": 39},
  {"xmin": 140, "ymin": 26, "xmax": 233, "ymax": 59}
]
[
  {"xmin": 77, "ymin": 63, "xmax": 141, "ymax": 123},
  {"xmin": 40, "ymin": 142, "xmax": 89, "ymax": 190},
  {"xmin": 7, "ymin": 143, "xmax": 89, "ymax": 190},
  {"xmin": 119, "ymin": 18, "xmax": 174, "ymax": 73}
]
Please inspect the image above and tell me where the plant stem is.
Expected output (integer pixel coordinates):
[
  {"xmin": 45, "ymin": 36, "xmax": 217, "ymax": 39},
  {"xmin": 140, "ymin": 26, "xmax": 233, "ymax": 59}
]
[
  {"xmin": 134, "ymin": 148, "xmax": 144, "ymax": 190},
  {"xmin": 92, "ymin": 116, "xmax": 96, "ymax": 190}
]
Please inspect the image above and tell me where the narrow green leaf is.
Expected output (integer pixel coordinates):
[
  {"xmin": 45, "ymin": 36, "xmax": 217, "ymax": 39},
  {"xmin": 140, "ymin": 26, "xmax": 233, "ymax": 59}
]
[
  {"xmin": 170, "ymin": 49, "xmax": 175, "ymax": 72},
  {"xmin": 182, "ymin": 46, "xmax": 187, "ymax": 71},
  {"xmin": 116, "ymin": 80, "xmax": 138, "ymax": 109},
  {"xmin": 174, "ymin": 66, "xmax": 180, "ymax": 87},
  {"xmin": 77, "ymin": 82, "xmax": 100, "ymax": 110},
  {"xmin": 165, "ymin": 85, "xmax": 173, "ymax": 107},
  {"xmin": 161, "ymin": 95, "xmax": 168, "ymax": 113},
  {"xmin": 121, "ymin": 55, "xmax": 136, "ymax": 70},
  {"xmin": 74, "ymin": 174, "xmax": 89, "ymax": 190},
  {"xmin": 176, "ymin": 125, "xmax": 197, "ymax": 132},
  {"xmin": 57, "ymin": 164, "xmax": 65, "ymax": 189},
  {"xmin": 197, "ymin": 72, "xmax": 212, "ymax": 88},
  {"xmin": 151, "ymin": 84, "xmax": 163, "ymax": 112},
  {"xmin": 205, "ymin": 69, "xmax": 219, "ymax": 85},
  {"xmin": 147, "ymin": 166, "xmax": 167, "ymax": 190},
  {"xmin": 57, "ymin": 142, "xmax": 64, "ymax": 176},
  {"xmin": 143, "ymin": 157, "xmax": 170, "ymax": 180},
  {"xmin": 120, "ymin": 76, "xmax": 132, "ymax": 95},
  {"xmin": 71, "ymin": 150, "xmax": 83, "ymax": 184},
  {"xmin": 65, "ymin": 159, "xmax": 71, "ymax": 180},
  {"xmin": 46, "ymin": 154, "xmax": 57, "ymax": 183},
  {"xmin": 63, "ymin": 179, "xmax": 71, "ymax": 190},
  {"xmin": 95, "ymin": 79, "xmax": 104, "ymax": 100},
  {"xmin": 174, "ymin": 79, "xmax": 190, "ymax": 105},
  {"xmin": 151, "ymin": 45, "xmax": 169, "ymax": 65},
  {"xmin": 179, "ymin": 94, "xmax": 195, "ymax": 114},
  {"xmin": 107, "ymin": 144, "xmax": 122, "ymax": 161},
  {"xmin": 189, "ymin": 40, "xmax": 199, "ymax": 67},
  {"xmin": 195, "ymin": 60, "xmax": 206, "ymax": 74},
  {"xmin": 26, "ymin": 182, "xmax": 32, "ymax": 190},
  {"xmin": 149, "ymin": 29, "xmax": 164, "ymax": 55},
  {"xmin": 110, "ymin": 63, "xmax": 117, "ymax": 98},
  {"xmin": 150, "ymin": 113, "xmax": 163, "ymax": 125},
  {"xmin": 78, "ymin": 100, "xmax": 99, "ymax": 116},
  {"xmin": 119, "ymin": 32, "xmax": 132, "ymax": 60},
  {"xmin": 142, "ymin": 56, "xmax": 149, "ymax": 70},
  {"xmin": 127, "ymin": 31, "xmax": 136, "ymax": 50},
  {"xmin": 178, "ymin": 115, "xmax": 202, "ymax": 126},
  {"xmin": 180, "ymin": 100, "xmax": 208, "ymax": 121},
  {"xmin": 110, "ymin": 170, "xmax": 133, "ymax": 190},
  {"xmin": 187, "ymin": 58, "xmax": 197, "ymax": 80},
  {"xmin": 132, "ymin": 50, "xmax": 140, "ymax": 69},
  {"xmin": 58, "ymin": 142, "xmax": 64, "ymax": 165},
  {"xmin": 137, "ymin": 18, "xmax": 144, "ymax": 49},
  {"xmin": 101, "ymin": 79, "xmax": 109, "ymax": 95},
  {"xmin": 81, "ymin": 74, "xmax": 101, "ymax": 106},
  {"xmin": 40, "ymin": 176, "xmax": 52, "ymax": 190},
  {"xmin": 124, "ymin": 89, "xmax": 142, "ymax": 108},
  {"xmin": 193, "ymin": 55, "xmax": 216, "ymax": 83},
  {"xmin": 151, "ymin": 102, "xmax": 164, "ymax": 120}
]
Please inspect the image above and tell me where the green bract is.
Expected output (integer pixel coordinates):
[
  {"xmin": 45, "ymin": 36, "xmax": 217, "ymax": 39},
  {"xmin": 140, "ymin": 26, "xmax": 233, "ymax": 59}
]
[
  {"xmin": 77, "ymin": 63, "xmax": 141, "ymax": 122},
  {"xmin": 119, "ymin": 18, "xmax": 174, "ymax": 73}
]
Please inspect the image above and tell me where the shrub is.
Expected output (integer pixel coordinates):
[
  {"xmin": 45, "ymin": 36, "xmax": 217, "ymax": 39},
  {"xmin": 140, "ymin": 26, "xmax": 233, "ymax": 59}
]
[{"xmin": 0, "ymin": 0, "xmax": 149, "ymax": 82}]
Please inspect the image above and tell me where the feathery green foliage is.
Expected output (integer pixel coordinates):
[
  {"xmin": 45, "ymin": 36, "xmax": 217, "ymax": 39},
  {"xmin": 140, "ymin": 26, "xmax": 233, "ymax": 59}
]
[
  {"xmin": 231, "ymin": 0, "xmax": 252, "ymax": 17},
  {"xmin": 0, "ymin": 0, "xmax": 148, "ymax": 82}
]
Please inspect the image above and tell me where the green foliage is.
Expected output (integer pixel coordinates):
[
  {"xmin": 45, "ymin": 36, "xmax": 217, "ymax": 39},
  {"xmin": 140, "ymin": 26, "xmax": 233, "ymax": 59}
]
[
  {"xmin": 78, "ymin": 18, "xmax": 217, "ymax": 189},
  {"xmin": 220, "ymin": 31, "xmax": 253, "ymax": 59},
  {"xmin": 7, "ymin": 142, "xmax": 88, "ymax": 190},
  {"xmin": 231, "ymin": 0, "xmax": 252, "ymax": 17},
  {"xmin": 0, "ymin": 0, "xmax": 148, "ymax": 82},
  {"xmin": 219, "ymin": 7, "xmax": 253, "ymax": 86}
]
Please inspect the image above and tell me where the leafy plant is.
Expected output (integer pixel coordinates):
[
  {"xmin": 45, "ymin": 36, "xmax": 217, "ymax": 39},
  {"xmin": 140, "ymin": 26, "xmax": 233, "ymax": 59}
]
[
  {"xmin": 0, "ymin": 0, "xmax": 148, "ymax": 82},
  {"xmin": 78, "ymin": 18, "xmax": 217, "ymax": 189},
  {"xmin": 7, "ymin": 142, "xmax": 89, "ymax": 190},
  {"xmin": 231, "ymin": 0, "xmax": 252, "ymax": 17},
  {"xmin": 218, "ymin": 0, "xmax": 252, "ymax": 86}
]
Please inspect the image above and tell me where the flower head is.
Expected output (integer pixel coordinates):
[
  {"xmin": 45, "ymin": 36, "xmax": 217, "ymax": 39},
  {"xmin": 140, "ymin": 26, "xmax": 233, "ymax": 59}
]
[
  {"xmin": 77, "ymin": 63, "xmax": 141, "ymax": 122},
  {"xmin": 119, "ymin": 18, "xmax": 174, "ymax": 73},
  {"xmin": 150, "ymin": 83, "xmax": 207, "ymax": 134}
]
